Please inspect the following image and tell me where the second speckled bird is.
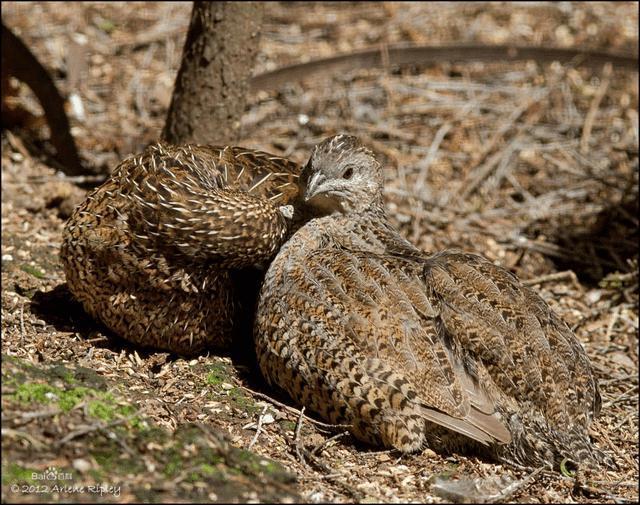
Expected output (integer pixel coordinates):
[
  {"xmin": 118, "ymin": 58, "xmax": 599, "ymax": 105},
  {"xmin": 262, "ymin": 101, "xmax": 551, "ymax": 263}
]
[{"xmin": 61, "ymin": 142, "xmax": 300, "ymax": 355}]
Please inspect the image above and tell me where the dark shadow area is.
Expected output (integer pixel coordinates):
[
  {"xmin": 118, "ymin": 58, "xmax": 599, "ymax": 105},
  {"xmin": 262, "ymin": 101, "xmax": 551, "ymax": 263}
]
[
  {"xmin": 228, "ymin": 268, "xmax": 273, "ymax": 392},
  {"xmin": 29, "ymin": 283, "xmax": 186, "ymax": 362},
  {"xmin": 548, "ymin": 195, "xmax": 639, "ymax": 286},
  {"xmin": 30, "ymin": 283, "xmax": 101, "ymax": 335}
]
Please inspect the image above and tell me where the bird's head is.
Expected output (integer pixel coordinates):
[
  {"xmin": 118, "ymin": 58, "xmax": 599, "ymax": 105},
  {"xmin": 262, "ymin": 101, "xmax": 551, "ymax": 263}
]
[{"xmin": 299, "ymin": 134, "xmax": 383, "ymax": 215}]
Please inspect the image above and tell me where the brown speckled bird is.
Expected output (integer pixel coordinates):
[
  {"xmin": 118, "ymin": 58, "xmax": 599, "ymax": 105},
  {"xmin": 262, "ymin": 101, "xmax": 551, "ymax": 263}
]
[
  {"xmin": 61, "ymin": 142, "xmax": 300, "ymax": 355},
  {"xmin": 254, "ymin": 134, "xmax": 612, "ymax": 469}
]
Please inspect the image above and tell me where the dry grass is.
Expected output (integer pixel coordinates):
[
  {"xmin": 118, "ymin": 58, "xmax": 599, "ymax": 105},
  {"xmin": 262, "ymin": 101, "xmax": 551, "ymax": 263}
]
[{"xmin": 2, "ymin": 2, "xmax": 638, "ymax": 503}]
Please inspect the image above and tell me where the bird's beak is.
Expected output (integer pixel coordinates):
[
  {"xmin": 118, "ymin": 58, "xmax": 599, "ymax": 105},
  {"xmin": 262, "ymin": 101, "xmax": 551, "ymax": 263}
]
[{"xmin": 304, "ymin": 172, "xmax": 326, "ymax": 202}]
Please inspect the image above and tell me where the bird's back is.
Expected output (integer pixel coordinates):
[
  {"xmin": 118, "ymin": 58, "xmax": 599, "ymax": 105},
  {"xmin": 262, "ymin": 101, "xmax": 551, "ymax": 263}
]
[{"xmin": 61, "ymin": 142, "xmax": 301, "ymax": 355}]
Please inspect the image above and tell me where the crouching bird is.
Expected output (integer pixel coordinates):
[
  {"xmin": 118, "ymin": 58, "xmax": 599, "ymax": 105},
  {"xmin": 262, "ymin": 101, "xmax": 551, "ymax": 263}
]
[
  {"xmin": 254, "ymin": 134, "xmax": 612, "ymax": 469},
  {"xmin": 61, "ymin": 142, "xmax": 300, "ymax": 355}
]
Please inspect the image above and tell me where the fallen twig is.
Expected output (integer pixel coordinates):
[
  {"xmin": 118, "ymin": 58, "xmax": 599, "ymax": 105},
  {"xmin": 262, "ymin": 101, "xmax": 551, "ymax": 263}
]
[
  {"xmin": 248, "ymin": 405, "xmax": 268, "ymax": 450},
  {"xmin": 293, "ymin": 406, "xmax": 308, "ymax": 467},
  {"xmin": 250, "ymin": 44, "xmax": 638, "ymax": 92},
  {"xmin": 522, "ymin": 270, "xmax": 580, "ymax": 288},
  {"xmin": 311, "ymin": 430, "xmax": 350, "ymax": 457},
  {"xmin": 239, "ymin": 385, "xmax": 351, "ymax": 432},
  {"xmin": 19, "ymin": 303, "xmax": 25, "ymax": 346},
  {"xmin": 580, "ymin": 63, "xmax": 613, "ymax": 154},
  {"xmin": 1, "ymin": 427, "xmax": 47, "ymax": 450},
  {"xmin": 5, "ymin": 407, "xmax": 63, "ymax": 426},
  {"xmin": 55, "ymin": 416, "xmax": 131, "ymax": 447}
]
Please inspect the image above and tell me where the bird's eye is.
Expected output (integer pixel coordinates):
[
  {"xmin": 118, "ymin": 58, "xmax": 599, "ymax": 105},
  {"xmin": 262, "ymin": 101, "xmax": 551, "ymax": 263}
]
[{"xmin": 342, "ymin": 167, "xmax": 354, "ymax": 179}]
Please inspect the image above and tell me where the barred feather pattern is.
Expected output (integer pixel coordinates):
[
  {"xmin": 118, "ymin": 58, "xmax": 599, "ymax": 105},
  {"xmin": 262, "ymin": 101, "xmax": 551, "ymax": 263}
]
[
  {"xmin": 61, "ymin": 142, "xmax": 300, "ymax": 355},
  {"xmin": 254, "ymin": 134, "xmax": 612, "ymax": 469}
]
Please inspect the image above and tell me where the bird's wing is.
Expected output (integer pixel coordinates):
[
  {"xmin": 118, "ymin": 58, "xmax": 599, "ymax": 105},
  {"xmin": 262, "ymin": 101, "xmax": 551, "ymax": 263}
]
[
  {"xmin": 115, "ymin": 143, "xmax": 299, "ymax": 267},
  {"xmin": 265, "ymin": 242, "xmax": 512, "ymax": 447},
  {"xmin": 351, "ymin": 220, "xmax": 600, "ymax": 432},
  {"xmin": 222, "ymin": 146, "xmax": 300, "ymax": 204},
  {"xmin": 422, "ymin": 250, "xmax": 600, "ymax": 431}
]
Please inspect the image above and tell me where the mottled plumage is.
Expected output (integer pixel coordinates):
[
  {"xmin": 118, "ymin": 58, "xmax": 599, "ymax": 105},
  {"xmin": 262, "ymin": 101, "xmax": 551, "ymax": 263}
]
[
  {"xmin": 255, "ymin": 134, "xmax": 611, "ymax": 469},
  {"xmin": 61, "ymin": 142, "xmax": 300, "ymax": 355}
]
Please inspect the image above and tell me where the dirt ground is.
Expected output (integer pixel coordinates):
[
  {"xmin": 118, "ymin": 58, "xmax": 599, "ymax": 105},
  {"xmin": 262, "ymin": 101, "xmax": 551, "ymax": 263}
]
[{"xmin": 1, "ymin": 2, "xmax": 638, "ymax": 503}]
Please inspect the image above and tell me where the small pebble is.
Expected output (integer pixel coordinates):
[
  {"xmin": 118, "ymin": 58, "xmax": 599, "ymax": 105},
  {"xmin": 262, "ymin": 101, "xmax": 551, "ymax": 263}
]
[
  {"xmin": 585, "ymin": 290, "xmax": 603, "ymax": 304},
  {"xmin": 72, "ymin": 458, "xmax": 91, "ymax": 472},
  {"xmin": 261, "ymin": 413, "xmax": 275, "ymax": 424}
]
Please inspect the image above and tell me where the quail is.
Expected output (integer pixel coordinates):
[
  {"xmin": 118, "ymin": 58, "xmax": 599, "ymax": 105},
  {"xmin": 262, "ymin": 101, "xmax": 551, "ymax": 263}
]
[
  {"xmin": 254, "ymin": 134, "xmax": 612, "ymax": 469},
  {"xmin": 61, "ymin": 142, "xmax": 300, "ymax": 355}
]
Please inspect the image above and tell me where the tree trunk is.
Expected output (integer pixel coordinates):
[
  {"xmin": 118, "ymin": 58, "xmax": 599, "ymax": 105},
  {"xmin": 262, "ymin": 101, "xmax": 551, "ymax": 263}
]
[{"xmin": 162, "ymin": 1, "xmax": 264, "ymax": 146}]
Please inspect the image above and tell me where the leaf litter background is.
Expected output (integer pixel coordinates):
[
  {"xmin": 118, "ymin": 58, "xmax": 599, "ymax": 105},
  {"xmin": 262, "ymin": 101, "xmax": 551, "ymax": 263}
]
[{"xmin": 1, "ymin": 2, "xmax": 638, "ymax": 503}]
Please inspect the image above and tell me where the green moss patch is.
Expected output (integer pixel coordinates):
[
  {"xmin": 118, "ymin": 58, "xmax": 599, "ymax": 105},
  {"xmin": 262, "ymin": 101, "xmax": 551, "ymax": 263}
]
[
  {"xmin": 20, "ymin": 264, "xmax": 46, "ymax": 279},
  {"xmin": 227, "ymin": 387, "xmax": 260, "ymax": 415},
  {"xmin": 1, "ymin": 463, "xmax": 39, "ymax": 486},
  {"xmin": 2, "ymin": 356, "xmax": 301, "ymax": 502},
  {"xmin": 206, "ymin": 362, "xmax": 232, "ymax": 387}
]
